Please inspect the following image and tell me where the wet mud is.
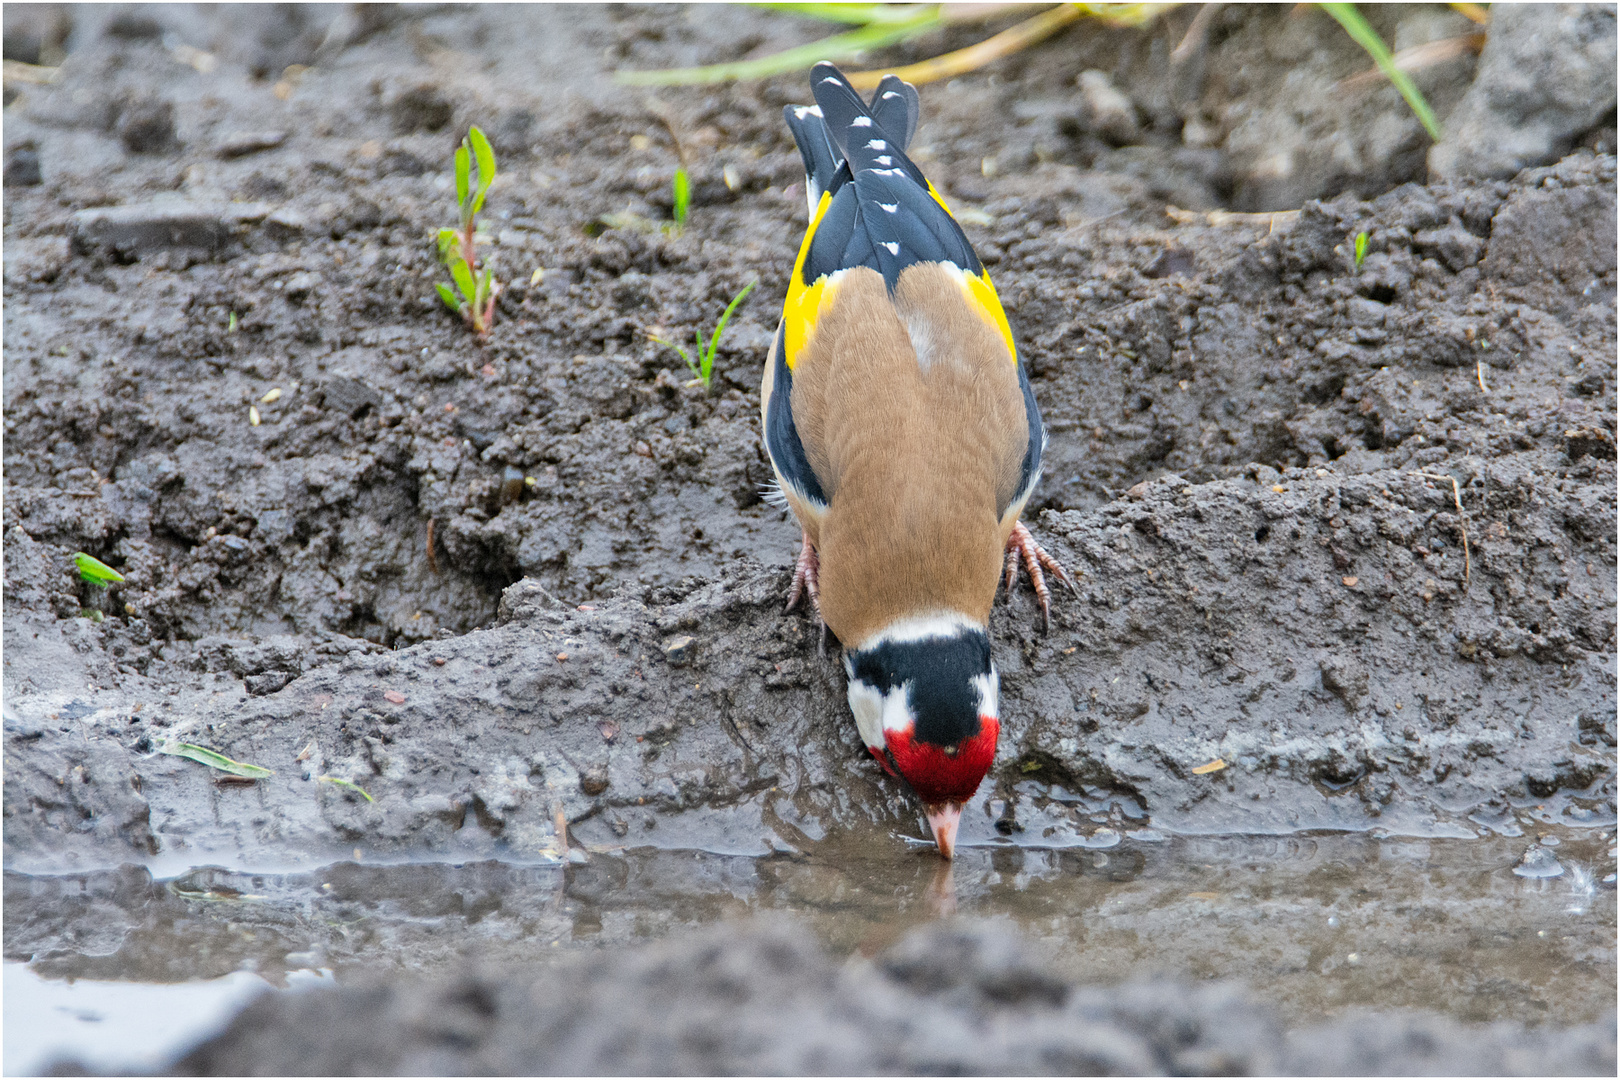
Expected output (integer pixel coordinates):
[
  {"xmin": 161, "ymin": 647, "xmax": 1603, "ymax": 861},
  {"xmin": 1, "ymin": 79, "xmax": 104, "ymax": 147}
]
[{"xmin": 3, "ymin": 3, "xmax": 1616, "ymax": 1074}]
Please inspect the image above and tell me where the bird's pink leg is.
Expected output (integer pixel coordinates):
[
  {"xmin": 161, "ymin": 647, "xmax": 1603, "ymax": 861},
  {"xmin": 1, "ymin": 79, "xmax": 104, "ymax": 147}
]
[
  {"xmin": 1002, "ymin": 521, "xmax": 1076, "ymax": 628},
  {"xmin": 785, "ymin": 530, "xmax": 821, "ymax": 616},
  {"xmin": 785, "ymin": 530, "xmax": 828, "ymax": 650}
]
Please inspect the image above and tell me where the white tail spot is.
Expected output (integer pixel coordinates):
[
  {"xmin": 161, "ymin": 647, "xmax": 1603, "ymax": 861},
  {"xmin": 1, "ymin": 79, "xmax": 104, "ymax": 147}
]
[
  {"xmin": 792, "ymin": 105, "xmax": 823, "ymax": 120},
  {"xmin": 878, "ymin": 202, "xmax": 899, "ymax": 213},
  {"xmin": 881, "ymin": 241, "xmax": 900, "ymax": 255},
  {"xmin": 865, "ymin": 139, "xmax": 887, "ymax": 150},
  {"xmin": 851, "ymin": 116, "xmax": 873, "ymax": 127},
  {"xmin": 874, "ymin": 155, "xmax": 893, "ymax": 166}
]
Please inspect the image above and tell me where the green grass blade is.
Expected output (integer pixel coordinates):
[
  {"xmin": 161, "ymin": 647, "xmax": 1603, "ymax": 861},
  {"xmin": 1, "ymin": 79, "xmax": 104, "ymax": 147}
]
[
  {"xmin": 73, "ymin": 552, "xmax": 125, "ymax": 585},
  {"xmin": 319, "ymin": 776, "xmax": 375, "ymax": 802},
  {"xmin": 159, "ymin": 740, "xmax": 273, "ymax": 779},
  {"xmin": 672, "ymin": 168, "xmax": 691, "ymax": 228},
  {"xmin": 1320, "ymin": 2, "xmax": 1442, "ymax": 141},
  {"xmin": 749, "ymin": 2, "xmax": 940, "ymax": 25},
  {"xmin": 707, "ymin": 280, "xmax": 758, "ymax": 363},
  {"xmin": 616, "ymin": 12, "xmax": 940, "ymax": 85},
  {"xmin": 469, "ymin": 126, "xmax": 496, "ymax": 213},
  {"xmin": 649, "ymin": 334, "xmax": 695, "ymax": 371}
]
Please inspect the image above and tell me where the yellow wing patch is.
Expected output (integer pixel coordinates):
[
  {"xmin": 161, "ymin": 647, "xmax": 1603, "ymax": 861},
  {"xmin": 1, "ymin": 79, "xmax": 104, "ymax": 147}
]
[
  {"xmin": 960, "ymin": 268, "xmax": 1017, "ymax": 366},
  {"xmin": 783, "ymin": 191, "xmax": 834, "ymax": 372}
]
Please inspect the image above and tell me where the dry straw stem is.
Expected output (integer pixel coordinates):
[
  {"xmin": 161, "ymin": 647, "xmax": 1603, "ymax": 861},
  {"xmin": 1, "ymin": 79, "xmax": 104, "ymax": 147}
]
[
  {"xmin": 847, "ymin": 2, "xmax": 1176, "ymax": 89},
  {"xmin": 1171, "ymin": 1, "xmax": 1222, "ymax": 65},
  {"xmin": 1416, "ymin": 472, "xmax": 1472, "ymax": 587},
  {"xmin": 1476, "ymin": 358, "xmax": 1491, "ymax": 393},
  {"xmin": 1165, "ymin": 205, "xmax": 1299, "ymax": 232},
  {"xmin": 1339, "ymin": 32, "xmax": 1486, "ymax": 90}
]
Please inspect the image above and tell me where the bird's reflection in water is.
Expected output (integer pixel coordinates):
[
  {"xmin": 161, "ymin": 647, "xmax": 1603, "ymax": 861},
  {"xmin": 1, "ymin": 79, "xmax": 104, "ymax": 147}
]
[
  {"xmin": 854, "ymin": 853, "xmax": 962, "ymax": 957},
  {"xmin": 926, "ymin": 859, "xmax": 958, "ymax": 917}
]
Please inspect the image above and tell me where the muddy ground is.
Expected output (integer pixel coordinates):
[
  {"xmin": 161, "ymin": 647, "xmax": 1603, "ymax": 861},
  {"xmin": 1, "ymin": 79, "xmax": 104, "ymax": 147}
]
[{"xmin": 3, "ymin": 3, "xmax": 1616, "ymax": 1074}]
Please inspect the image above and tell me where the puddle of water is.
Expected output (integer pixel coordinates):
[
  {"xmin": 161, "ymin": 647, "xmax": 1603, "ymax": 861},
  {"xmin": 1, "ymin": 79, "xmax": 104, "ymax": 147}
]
[
  {"xmin": 4, "ymin": 829, "xmax": 1613, "ymax": 1073},
  {"xmin": 2, "ymin": 963, "xmax": 333, "ymax": 1076}
]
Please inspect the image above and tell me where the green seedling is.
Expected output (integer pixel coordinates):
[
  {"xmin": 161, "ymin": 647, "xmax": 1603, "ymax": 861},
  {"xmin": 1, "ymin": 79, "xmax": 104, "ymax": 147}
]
[
  {"xmin": 73, "ymin": 552, "xmax": 124, "ymax": 585},
  {"xmin": 227, "ymin": 311, "xmax": 239, "ymax": 333},
  {"xmin": 436, "ymin": 125, "xmax": 502, "ymax": 338},
  {"xmin": 672, "ymin": 168, "xmax": 691, "ymax": 232},
  {"xmin": 319, "ymin": 775, "xmax": 375, "ymax": 802},
  {"xmin": 649, "ymin": 280, "xmax": 757, "ymax": 391},
  {"xmin": 158, "ymin": 739, "xmax": 274, "ymax": 779},
  {"xmin": 1354, "ymin": 230, "xmax": 1369, "ymax": 268},
  {"xmin": 1320, "ymin": 3, "xmax": 1442, "ymax": 141}
]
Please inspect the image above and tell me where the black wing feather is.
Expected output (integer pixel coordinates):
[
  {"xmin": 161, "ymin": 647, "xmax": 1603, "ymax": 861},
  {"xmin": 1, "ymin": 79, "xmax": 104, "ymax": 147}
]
[{"xmin": 765, "ymin": 320, "xmax": 828, "ymax": 509}]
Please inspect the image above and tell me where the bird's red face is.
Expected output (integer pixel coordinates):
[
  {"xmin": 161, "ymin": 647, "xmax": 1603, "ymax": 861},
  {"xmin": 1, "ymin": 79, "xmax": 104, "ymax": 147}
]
[
  {"xmin": 885, "ymin": 715, "xmax": 999, "ymax": 858},
  {"xmin": 845, "ymin": 622, "xmax": 1001, "ymax": 859}
]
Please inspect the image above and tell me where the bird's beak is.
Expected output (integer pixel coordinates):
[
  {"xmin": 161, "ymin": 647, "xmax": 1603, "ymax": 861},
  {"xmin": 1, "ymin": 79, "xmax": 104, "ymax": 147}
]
[{"xmin": 924, "ymin": 802, "xmax": 962, "ymax": 860}]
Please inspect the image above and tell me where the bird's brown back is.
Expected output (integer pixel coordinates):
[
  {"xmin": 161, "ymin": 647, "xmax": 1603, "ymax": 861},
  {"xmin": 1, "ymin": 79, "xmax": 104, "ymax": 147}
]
[{"xmin": 788, "ymin": 265, "xmax": 1029, "ymax": 646}]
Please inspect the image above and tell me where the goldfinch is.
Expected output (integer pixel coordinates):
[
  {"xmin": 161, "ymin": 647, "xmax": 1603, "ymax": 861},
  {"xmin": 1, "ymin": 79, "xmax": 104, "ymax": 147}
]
[{"xmin": 763, "ymin": 63, "xmax": 1073, "ymax": 859}]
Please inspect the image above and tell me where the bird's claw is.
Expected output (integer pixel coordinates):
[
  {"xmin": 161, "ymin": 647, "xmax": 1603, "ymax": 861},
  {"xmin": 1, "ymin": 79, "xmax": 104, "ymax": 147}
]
[
  {"xmin": 785, "ymin": 531, "xmax": 828, "ymax": 652},
  {"xmin": 1002, "ymin": 521, "xmax": 1076, "ymax": 629}
]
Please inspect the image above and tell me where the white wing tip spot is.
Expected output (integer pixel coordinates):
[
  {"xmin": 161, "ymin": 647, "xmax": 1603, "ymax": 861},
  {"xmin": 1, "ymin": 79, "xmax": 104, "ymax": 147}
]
[
  {"xmin": 865, "ymin": 139, "xmax": 887, "ymax": 150},
  {"xmin": 881, "ymin": 241, "xmax": 900, "ymax": 255},
  {"xmin": 878, "ymin": 202, "xmax": 899, "ymax": 213},
  {"xmin": 793, "ymin": 105, "xmax": 823, "ymax": 120},
  {"xmin": 874, "ymin": 155, "xmax": 893, "ymax": 166},
  {"xmin": 851, "ymin": 116, "xmax": 874, "ymax": 127}
]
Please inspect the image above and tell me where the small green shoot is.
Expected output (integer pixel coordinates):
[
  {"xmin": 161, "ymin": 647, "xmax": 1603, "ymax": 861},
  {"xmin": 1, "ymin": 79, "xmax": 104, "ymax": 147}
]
[
  {"xmin": 73, "ymin": 552, "xmax": 124, "ymax": 586},
  {"xmin": 158, "ymin": 740, "xmax": 274, "ymax": 779},
  {"xmin": 227, "ymin": 311, "xmax": 239, "ymax": 333},
  {"xmin": 1319, "ymin": 3, "xmax": 1442, "ymax": 141},
  {"xmin": 1354, "ymin": 231, "xmax": 1369, "ymax": 268},
  {"xmin": 437, "ymin": 125, "xmax": 502, "ymax": 338},
  {"xmin": 649, "ymin": 280, "xmax": 757, "ymax": 391},
  {"xmin": 671, "ymin": 168, "xmax": 691, "ymax": 232},
  {"xmin": 319, "ymin": 775, "xmax": 375, "ymax": 802}
]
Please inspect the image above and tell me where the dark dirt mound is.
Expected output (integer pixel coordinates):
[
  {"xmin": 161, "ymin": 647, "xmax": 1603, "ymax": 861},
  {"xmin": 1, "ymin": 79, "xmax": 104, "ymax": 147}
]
[
  {"xmin": 151, "ymin": 920, "xmax": 1616, "ymax": 1076},
  {"xmin": 3, "ymin": 3, "xmax": 1615, "ymax": 1072}
]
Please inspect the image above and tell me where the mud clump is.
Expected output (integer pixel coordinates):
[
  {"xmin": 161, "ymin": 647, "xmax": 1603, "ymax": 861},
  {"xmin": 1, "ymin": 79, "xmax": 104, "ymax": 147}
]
[{"xmin": 154, "ymin": 920, "xmax": 1616, "ymax": 1076}]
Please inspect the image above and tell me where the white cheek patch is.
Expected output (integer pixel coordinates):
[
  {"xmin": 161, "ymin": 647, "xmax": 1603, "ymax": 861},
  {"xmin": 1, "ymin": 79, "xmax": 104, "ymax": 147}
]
[
  {"xmin": 847, "ymin": 677, "xmax": 886, "ymax": 752},
  {"xmin": 881, "ymin": 688, "xmax": 914, "ymax": 735},
  {"xmin": 972, "ymin": 667, "xmax": 1000, "ymax": 718},
  {"xmin": 846, "ymin": 677, "xmax": 912, "ymax": 751}
]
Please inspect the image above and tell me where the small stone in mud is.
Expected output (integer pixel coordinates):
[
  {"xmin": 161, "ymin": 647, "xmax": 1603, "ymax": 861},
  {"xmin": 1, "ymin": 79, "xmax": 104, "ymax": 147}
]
[
  {"xmin": 384, "ymin": 691, "xmax": 406, "ymax": 705},
  {"xmin": 1513, "ymin": 844, "xmax": 1565, "ymax": 879},
  {"xmin": 4, "ymin": 142, "xmax": 42, "ymax": 187},
  {"xmin": 244, "ymin": 671, "xmax": 293, "ymax": 696},
  {"xmin": 216, "ymin": 130, "xmax": 287, "ymax": 159},
  {"xmin": 662, "ymin": 635, "xmax": 697, "ymax": 666},
  {"xmin": 579, "ymin": 765, "xmax": 609, "ymax": 796},
  {"xmin": 500, "ymin": 466, "xmax": 526, "ymax": 504},
  {"xmin": 1319, "ymin": 655, "xmax": 1369, "ymax": 705},
  {"xmin": 117, "ymin": 99, "xmax": 178, "ymax": 154}
]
